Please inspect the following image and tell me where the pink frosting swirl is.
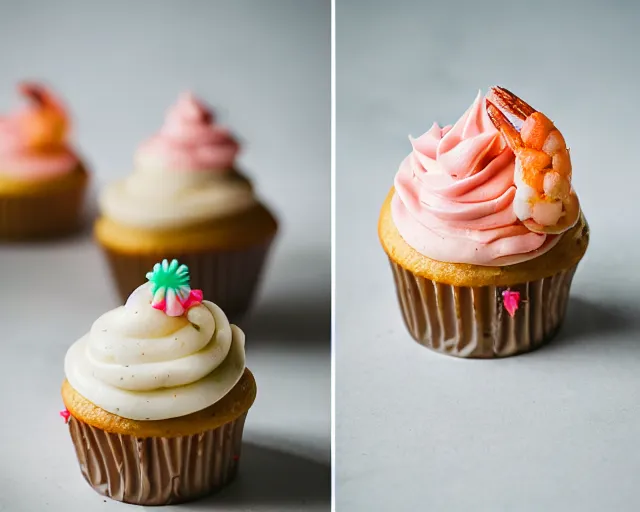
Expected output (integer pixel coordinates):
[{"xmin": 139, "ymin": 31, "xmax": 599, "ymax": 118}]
[
  {"xmin": 135, "ymin": 92, "xmax": 239, "ymax": 171},
  {"xmin": 0, "ymin": 83, "xmax": 79, "ymax": 180},
  {"xmin": 392, "ymin": 91, "xmax": 559, "ymax": 266}
]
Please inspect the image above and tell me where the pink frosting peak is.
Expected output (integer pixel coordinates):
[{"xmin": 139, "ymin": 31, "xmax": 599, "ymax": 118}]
[
  {"xmin": 0, "ymin": 83, "xmax": 79, "ymax": 179},
  {"xmin": 136, "ymin": 92, "xmax": 240, "ymax": 171},
  {"xmin": 392, "ymin": 91, "xmax": 559, "ymax": 266}
]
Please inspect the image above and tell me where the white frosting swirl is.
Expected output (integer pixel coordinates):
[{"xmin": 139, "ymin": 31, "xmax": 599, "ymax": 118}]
[
  {"xmin": 64, "ymin": 284, "xmax": 246, "ymax": 420},
  {"xmin": 99, "ymin": 92, "xmax": 257, "ymax": 229},
  {"xmin": 99, "ymin": 167, "xmax": 257, "ymax": 230}
]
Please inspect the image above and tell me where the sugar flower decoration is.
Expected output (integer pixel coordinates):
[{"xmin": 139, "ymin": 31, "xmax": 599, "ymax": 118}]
[
  {"xmin": 502, "ymin": 289, "xmax": 520, "ymax": 318},
  {"xmin": 60, "ymin": 408, "xmax": 71, "ymax": 424},
  {"xmin": 145, "ymin": 259, "xmax": 203, "ymax": 317}
]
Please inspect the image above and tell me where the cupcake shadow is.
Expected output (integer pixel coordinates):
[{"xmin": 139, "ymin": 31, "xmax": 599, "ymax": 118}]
[
  {"xmin": 550, "ymin": 295, "xmax": 640, "ymax": 350},
  {"xmin": 243, "ymin": 292, "xmax": 331, "ymax": 345},
  {"xmin": 191, "ymin": 442, "xmax": 330, "ymax": 508}
]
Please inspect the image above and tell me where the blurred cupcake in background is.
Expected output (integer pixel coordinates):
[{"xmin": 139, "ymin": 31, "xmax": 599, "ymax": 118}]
[
  {"xmin": 0, "ymin": 82, "xmax": 89, "ymax": 239},
  {"xmin": 95, "ymin": 92, "xmax": 278, "ymax": 320}
]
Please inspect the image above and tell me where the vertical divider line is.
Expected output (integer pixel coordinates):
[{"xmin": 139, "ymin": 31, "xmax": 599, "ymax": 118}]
[{"xmin": 330, "ymin": 0, "xmax": 336, "ymax": 510}]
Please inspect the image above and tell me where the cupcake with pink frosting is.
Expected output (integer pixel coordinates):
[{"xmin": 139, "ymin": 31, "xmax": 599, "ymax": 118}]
[
  {"xmin": 0, "ymin": 82, "xmax": 89, "ymax": 239},
  {"xmin": 95, "ymin": 92, "xmax": 277, "ymax": 320},
  {"xmin": 379, "ymin": 89, "xmax": 589, "ymax": 358}
]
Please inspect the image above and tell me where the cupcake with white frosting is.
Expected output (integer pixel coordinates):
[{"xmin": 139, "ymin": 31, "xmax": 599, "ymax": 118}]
[
  {"xmin": 95, "ymin": 92, "xmax": 277, "ymax": 320},
  {"xmin": 61, "ymin": 259, "xmax": 257, "ymax": 505}
]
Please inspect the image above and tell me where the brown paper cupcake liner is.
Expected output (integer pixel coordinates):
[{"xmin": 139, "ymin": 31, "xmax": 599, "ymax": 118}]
[
  {"xmin": 389, "ymin": 259, "xmax": 578, "ymax": 358},
  {"xmin": 102, "ymin": 240, "xmax": 273, "ymax": 321},
  {"xmin": 0, "ymin": 172, "xmax": 88, "ymax": 240},
  {"xmin": 68, "ymin": 412, "xmax": 247, "ymax": 506}
]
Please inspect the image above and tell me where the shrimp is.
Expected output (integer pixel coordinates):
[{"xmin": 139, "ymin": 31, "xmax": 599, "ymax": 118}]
[
  {"xmin": 485, "ymin": 86, "xmax": 579, "ymax": 235},
  {"xmin": 16, "ymin": 82, "xmax": 68, "ymax": 151}
]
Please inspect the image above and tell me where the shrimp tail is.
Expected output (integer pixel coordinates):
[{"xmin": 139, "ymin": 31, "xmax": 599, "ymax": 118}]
[
  {"xmin": 488, "ymin": 86, "xmax": 536, "ymax": 120},
  {"xmin": 16, "ymin": 82, "xmax": 68, "ymax": 150},
  {"xmin": 485, "ymin": 98, "xmax": 522, "ymax": 153}
]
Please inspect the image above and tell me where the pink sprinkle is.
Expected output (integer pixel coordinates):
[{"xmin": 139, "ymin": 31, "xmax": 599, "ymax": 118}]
[
  {"xmin": 60, "ymin": 409, "xmax": 71, "ymax": 424},
  {"xmin": 181, "ymin": 289, "xmax": 203, "ymax": 310},
  {"xmin": 502, "ymin": 289, "xmax": 520, "ymax": 318}
]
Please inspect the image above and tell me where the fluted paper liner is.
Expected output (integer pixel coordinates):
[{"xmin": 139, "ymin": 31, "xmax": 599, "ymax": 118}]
[
  {"xmin": 102, "ymin": 240, "xmax": 273, "ymax": 321},
  {"xmin": 68, "ymin": 412, "xmax": 247, "ymax": 505},
  {"xmin": 389, "ymin": 259, "xmax": 578, "ymax": 358},
  {"xmin": 0, "ymin": 171, "xmax": 87, "ymax": 239}
]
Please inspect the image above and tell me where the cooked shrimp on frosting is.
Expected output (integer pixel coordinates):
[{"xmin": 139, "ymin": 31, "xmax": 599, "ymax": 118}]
[{"xmin": 486, "ymin": 86, "xmax": 580, "ymax": 235}]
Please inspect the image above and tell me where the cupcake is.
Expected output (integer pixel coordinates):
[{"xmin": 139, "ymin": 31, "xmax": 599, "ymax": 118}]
[
  {"xmin": 0, "ymin": 82, "xmax": 88, "ymax": 239},
  {"xmin": 379, "ymin": 87, "xmax": 589, "ymax": 358},
  {"xmin": 61, "ymin": 259, "xmax": 256, "ymax": 505},
  {"xmin": 95, "ymin": 92, "xmax": 277, "ymax": 320}
]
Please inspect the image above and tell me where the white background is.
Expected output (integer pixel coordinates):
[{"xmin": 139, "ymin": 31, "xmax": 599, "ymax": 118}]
[
  {"xmin": 336, "ymin": 0, "xmax": 640, "ymax": 510},
  {"xmin": 0, "ymin": 1, "xmax": 330, "ymax": 511}
]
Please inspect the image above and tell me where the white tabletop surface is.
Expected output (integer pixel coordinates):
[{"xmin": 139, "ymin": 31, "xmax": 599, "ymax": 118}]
[
  {"xmin": 0, "ymin": 1, "xmax": 330, "ymax": 511},
  {"xmin": 336, "ymin": 0, "xmax": 640, "ymax": 511}
]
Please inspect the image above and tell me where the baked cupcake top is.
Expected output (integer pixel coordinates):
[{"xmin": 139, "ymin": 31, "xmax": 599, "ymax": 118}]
[
  {"xmin": 0, "ymin": 83, "xmax": 80, "ymax": 180},
  {"xmin": 64, "ymin": 259, "xmax": 246, "ymax": 421},
  {"xmin": 99, "ymin": 92, "xmax": 257, "ymax": 230},
  {"xmin": 392, "ymin": 89, "xmax": 580, "ymax": 267}
]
